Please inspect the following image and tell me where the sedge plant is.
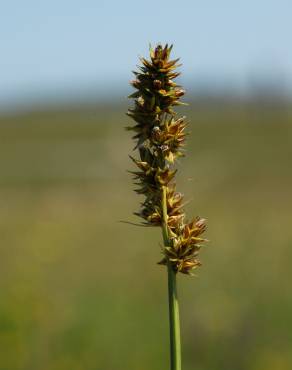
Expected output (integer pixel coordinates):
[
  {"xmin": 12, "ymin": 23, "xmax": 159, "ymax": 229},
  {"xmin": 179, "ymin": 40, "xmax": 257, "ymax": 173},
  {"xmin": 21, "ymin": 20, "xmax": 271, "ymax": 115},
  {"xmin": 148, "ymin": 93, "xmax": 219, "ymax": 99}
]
[{"xmin": 126, "ymin": 44, "xmax": 207, "ymax": 370}]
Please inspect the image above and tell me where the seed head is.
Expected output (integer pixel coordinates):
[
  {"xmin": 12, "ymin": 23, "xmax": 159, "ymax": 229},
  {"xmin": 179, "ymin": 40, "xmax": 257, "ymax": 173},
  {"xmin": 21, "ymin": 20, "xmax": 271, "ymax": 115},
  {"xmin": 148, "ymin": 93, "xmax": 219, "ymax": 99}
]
[{"xmin": 127, "ymin": 44, "xmax": 207, "ymax": 275}]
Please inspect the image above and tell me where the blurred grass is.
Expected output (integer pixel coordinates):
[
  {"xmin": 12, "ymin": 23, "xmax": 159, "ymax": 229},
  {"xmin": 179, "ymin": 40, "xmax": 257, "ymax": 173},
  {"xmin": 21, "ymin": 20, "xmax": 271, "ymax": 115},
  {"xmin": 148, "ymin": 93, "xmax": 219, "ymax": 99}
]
[{"xmin": 0, "ymin": 102, "xmax": 292, "ymax": 370}]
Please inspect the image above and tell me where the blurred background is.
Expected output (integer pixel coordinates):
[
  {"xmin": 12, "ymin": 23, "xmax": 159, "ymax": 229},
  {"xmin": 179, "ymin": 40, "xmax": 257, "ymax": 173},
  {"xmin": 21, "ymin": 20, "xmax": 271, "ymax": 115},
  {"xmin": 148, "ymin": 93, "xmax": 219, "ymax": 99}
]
[{"xmin": 1, "ymin": 1, "xmax": 292, "ymax": 370}]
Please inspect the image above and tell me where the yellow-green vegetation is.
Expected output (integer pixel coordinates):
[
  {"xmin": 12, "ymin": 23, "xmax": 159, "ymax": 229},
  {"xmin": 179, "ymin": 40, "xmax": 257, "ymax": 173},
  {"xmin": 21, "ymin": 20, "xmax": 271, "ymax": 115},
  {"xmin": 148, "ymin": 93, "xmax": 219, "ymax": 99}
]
[{"xmin": 0, "ymin": 103, "xmax": 292, "ymax": 370}]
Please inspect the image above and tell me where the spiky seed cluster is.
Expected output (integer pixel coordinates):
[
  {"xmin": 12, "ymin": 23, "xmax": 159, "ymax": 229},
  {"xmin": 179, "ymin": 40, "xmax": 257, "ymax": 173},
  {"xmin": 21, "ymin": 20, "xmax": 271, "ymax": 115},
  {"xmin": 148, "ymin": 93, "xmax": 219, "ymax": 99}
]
[{"xmin": 127, "ymin": 44, "xmax": 207, "ymax": 274}]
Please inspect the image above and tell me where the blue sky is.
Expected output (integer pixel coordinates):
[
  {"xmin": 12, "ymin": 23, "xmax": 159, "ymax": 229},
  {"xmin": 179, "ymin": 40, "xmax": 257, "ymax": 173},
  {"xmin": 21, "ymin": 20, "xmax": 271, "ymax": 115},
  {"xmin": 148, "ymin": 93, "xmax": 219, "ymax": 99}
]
[{"xmin": 1, "ymin": 0, "xmax": 292, "ymax": 108}]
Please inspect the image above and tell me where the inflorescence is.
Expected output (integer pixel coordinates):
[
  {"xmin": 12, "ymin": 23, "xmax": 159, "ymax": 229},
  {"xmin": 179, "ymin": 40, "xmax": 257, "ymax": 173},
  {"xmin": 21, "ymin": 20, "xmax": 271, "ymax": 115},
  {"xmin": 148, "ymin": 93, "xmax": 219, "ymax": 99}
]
[{"xmin": 127, "ymin": 44, "xmax": 207, "ymax": 275}]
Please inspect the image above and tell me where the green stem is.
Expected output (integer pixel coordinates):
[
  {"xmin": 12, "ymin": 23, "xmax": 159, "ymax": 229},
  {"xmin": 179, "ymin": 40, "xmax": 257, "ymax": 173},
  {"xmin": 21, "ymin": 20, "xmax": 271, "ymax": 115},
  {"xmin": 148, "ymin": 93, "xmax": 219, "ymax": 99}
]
[{"xmin": 162, "ymin": 186, "xmax": 182, "ymax": 370}]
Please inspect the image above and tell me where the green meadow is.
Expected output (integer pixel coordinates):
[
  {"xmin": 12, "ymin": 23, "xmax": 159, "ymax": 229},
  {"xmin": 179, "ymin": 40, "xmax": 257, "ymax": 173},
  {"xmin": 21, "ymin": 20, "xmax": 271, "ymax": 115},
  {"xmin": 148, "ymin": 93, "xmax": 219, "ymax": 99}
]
[{"xmin": 0, "ymin": 102, "xmax": 292, "ymax": 370}]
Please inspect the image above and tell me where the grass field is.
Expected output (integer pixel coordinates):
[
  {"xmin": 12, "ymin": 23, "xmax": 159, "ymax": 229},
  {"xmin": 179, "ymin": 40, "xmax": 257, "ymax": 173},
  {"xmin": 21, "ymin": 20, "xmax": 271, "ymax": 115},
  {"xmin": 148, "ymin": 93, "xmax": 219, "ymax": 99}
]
[{"xmin": 0, "ymin": 102, "xmax": 292, "ymax": 370}]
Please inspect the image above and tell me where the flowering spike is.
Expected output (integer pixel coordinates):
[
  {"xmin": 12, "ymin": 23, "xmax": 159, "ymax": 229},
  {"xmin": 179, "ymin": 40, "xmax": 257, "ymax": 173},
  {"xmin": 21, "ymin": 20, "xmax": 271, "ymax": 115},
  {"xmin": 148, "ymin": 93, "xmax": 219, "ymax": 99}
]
[{"xmin": 127, "ymin": 44, "xmax": 207, "ymax": 275}]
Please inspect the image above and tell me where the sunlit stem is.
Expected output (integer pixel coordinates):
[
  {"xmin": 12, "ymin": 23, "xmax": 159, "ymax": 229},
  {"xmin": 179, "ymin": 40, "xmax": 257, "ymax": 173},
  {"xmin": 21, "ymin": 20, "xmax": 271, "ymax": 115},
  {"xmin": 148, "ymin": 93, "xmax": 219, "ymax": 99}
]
[{"xmin": 162, "ymin": 186, "xmax": 182, "ymax": 370}]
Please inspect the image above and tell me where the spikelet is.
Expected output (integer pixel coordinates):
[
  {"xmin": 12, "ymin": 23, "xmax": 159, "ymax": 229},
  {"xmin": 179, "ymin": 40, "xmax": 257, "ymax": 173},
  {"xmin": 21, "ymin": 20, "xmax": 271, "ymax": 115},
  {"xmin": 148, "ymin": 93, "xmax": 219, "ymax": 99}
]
[{"xmin": 127, "ymin": 44, "xmax": 207, "ymax": 275}]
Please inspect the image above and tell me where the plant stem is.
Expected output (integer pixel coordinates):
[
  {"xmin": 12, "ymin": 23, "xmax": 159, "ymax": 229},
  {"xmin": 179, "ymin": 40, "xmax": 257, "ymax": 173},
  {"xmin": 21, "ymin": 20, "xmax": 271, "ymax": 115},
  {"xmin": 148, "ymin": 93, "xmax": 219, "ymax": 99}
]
[{"xmin": 162, "ymin": 186, "xmax": 182, "ymax": 370}]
